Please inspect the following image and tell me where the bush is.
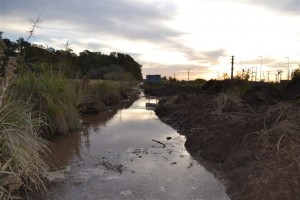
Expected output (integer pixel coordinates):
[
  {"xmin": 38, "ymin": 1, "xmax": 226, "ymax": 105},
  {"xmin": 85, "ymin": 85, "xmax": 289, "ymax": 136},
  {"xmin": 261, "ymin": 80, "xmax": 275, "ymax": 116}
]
[
  {"xmin": 1, "ymin": 37, "xmax": 49, "ymax": 198},
  {"xmin": 0, "ymin": 98, "xmax": 49, "ymax": 199},
  {"xmin": 102, "ymin": 90, "xmax": 121, "ymax": 106},
  {"xmin": 12, "ymin": 73, "xmax": 81, "ymax": 136},
  {"xmin": 88, "ymin": 81, "xmax": 122, "ymax": 106},
  {"xmin": 292, "ymin": 67, "xmax": 300, "ymax": 80}
]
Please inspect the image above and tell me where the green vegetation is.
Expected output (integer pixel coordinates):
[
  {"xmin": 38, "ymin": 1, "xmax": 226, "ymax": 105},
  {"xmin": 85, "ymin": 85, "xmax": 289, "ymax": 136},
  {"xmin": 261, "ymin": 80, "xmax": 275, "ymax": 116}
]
[
  {"xmin": 12, "ymin": 73, "xmax": 81, "ymax": 136},
  {"xmin": 292, "ymin": 66, "xmax": 300, "ymax": 80},
  {"xmin": 1, "ymin": 38, "xmax": 143, "ymax": 80},
  {"xmin": 0, "ymin": 30, "xmax": 142, "ymax": 198},
  {"xmin": 88, "ymin": 81, "xmax": 122, "ymax": 105},
  {"xmin": 78, "ymin": 79, "xmax": 136, "ymax": 114},
  {"xmin": 0, "ymin": 41, "xmax": 49, "ymax": 199},
  {"xmin": 0, "ymin": 98, "xmax": 49, "ymax": 199}
]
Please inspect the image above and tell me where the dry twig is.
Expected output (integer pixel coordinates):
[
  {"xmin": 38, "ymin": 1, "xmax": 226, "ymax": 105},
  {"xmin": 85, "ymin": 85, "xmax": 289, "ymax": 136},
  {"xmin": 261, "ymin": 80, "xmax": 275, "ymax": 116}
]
[{"xmin": 152, "ymin": 139, "xmax": 166, "ymax": 148}]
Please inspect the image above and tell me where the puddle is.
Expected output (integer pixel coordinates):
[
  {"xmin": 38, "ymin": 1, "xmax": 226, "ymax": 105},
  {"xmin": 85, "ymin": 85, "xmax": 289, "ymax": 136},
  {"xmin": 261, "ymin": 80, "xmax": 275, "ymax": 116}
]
[{"xmin": 33, "ymin": 91, "xmax": 229, "ymax": 200}]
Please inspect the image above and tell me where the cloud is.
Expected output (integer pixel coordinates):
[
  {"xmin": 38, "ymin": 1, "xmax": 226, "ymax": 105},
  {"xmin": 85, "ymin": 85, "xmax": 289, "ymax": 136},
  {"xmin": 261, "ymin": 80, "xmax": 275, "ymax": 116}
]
[
  {"xmin": 242, "ymin": 56, "xmax": 277, "ymax": 66},
  {"xmin": 157, "ymin": 38, "xmax": 227, "ymax": 65},
  {"xmin": 1, "ymin": 0, "xmax": 182, "ymax": 42},
  {"xmin": 248, "ymin": 0, "xmax": 300, "ymax": 15},
  {"xmin": 2, "ymin": 0, "xmax": 299, "ymax": 80}
]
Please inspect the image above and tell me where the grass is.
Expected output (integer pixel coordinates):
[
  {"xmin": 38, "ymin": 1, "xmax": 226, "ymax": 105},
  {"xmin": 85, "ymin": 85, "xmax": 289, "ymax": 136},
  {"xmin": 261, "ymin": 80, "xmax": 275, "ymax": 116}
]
[
  {"xmin": 0, "ymin": 98, "xmax": 49, "ymax": 199},
  {"xmin": 212, "ymin": 90, "xmax": 253, "ymax": 121},
  {"xmin": 243, "ymin": 102, "xmax": 300, "ymax": 155},
  {"xmin": 12, "ymin": 73, "xmax": 81, "ymax": 136},
  {"xmin": 0, "ymin": 46, "xmax": 50, "ymax": 198},
  {"xmin": 86, "ymin": 80, "xmax": 133, "ymax": 106},
  {"xmin": 0, "ymin": 36, "xmax": 138, "ymax": 199}
]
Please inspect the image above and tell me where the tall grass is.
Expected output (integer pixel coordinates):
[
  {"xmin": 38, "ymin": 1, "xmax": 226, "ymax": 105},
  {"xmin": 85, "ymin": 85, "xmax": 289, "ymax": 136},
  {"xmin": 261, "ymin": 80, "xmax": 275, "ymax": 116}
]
[
  {"xmin": 1, "ymin": 39, "xmax": 50, "ymax": 199},
  {"xmin": 12, "ymin": 73, "xmax": 81, "ymax": 136},
  {"xmin": 0, "ymin": 99, "xmax": 49, "ymax": 199},
  {"xmin": 86, "ymin": 81, "xmax": 122, "ymax": 106}
]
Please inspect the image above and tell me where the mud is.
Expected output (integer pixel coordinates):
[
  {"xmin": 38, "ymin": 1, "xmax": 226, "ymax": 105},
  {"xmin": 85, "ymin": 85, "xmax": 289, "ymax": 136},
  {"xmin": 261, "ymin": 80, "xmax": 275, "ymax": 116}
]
[{"xmin": 145, "ymin": 80, "xmax": 300, "ymax": 200}]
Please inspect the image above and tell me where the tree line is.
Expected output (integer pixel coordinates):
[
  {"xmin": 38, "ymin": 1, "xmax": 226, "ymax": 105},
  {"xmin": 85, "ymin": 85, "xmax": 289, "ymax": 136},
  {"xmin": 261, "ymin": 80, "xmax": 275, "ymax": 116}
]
[{"xmin": 0, "ymin": 35, "xmax": 143, "ymax": 80}]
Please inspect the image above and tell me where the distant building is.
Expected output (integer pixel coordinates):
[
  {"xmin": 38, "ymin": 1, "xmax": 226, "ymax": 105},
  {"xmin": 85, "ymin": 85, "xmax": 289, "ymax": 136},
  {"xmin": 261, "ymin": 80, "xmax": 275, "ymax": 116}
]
[{"xmin": 145, "ymin": 74, "xmax": 161, "ymax": 83}]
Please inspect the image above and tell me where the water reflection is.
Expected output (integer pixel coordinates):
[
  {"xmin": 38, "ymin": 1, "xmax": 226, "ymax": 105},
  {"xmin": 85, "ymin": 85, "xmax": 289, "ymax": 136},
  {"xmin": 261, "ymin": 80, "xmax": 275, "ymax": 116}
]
[
  {"xmin": 48, "ymin": 133, "xmax": 82, "ymax": 169},
  {"xmin": 49, "ymin": 109, "xmax": 117, "ymax": 169},
  {"xmin": 41, "ymin": 92, "xmax": 229, "ymax": 200}
]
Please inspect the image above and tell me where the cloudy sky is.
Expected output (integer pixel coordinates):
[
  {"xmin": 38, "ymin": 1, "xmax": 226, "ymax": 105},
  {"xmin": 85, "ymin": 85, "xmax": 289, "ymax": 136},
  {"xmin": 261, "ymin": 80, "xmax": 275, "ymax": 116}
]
[{"xmin": 1, "ymin": 0, "xmax": 300, "ymax": 80}]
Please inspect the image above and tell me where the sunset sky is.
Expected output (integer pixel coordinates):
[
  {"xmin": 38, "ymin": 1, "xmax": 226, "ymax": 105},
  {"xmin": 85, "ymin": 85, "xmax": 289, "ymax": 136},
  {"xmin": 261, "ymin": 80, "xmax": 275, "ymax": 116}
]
[{"xmin": 1, "ymin": 0, "xmax": 300, "ymax": 80}]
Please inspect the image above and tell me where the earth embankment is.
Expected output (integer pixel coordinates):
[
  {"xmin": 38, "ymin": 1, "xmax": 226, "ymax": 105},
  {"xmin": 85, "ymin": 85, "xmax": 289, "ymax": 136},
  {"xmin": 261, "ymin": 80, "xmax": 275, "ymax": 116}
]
[{"xmin": 144, "ymin": 80, "xmax": 300, "ymax": 200}]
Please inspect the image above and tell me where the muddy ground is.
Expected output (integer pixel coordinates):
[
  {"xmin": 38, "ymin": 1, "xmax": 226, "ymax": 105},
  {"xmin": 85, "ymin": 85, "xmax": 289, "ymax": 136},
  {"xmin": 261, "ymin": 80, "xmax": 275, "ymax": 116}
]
[{"xmin": 144, "ymin": 80, "xmax": 300, "ymax": 200}]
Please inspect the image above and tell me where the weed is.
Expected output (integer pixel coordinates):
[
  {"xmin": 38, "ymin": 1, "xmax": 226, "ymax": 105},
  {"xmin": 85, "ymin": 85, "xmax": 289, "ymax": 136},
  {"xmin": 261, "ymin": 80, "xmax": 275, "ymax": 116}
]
[
  {"xmin": 243, "ymin": 102, "xmax": 300, "ymax": 158},
  {"xmin": 213, "ymin": 92, "xmax": 253, "ymax": 120},
  {"xmin": 1, "ymin": 39, "xmax": 49, "ymax": 198},
  {"xmin": 0, "ymin": 99, "xmax": 49, "ymax": 199},
  {"xmin": 12, "ymin": 73, "xmax": 81, "ymax": 136}
]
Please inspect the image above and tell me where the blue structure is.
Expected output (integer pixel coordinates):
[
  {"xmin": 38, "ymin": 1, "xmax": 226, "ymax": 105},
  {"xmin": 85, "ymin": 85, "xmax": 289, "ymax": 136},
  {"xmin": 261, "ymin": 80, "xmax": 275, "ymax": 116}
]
[{"xmin": 145, "ymin": 74, "xmax": 161, "ymax": 83}]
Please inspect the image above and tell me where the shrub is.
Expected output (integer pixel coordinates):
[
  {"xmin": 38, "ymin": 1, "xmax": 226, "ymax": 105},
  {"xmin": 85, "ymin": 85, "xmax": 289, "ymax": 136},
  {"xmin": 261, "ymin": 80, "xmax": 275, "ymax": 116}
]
[
  {"xmin": 0, "ymin": 43, "xmax": 49, "ymax": 198},
  {"xmin": 102, "ymin": 90, "xmax": 121, "ymax": 106},
  {"xmin": 0, "ymin": 99, "xmax": 49, "ymax": 199},
  {"xmin": 88, "ymin": 81, "xmax": 122, "ymax": 106},
  {"xmin": 291, "ymin": 67, "xmax": 300, "ymax": 80},
  {"xmin": 12, "ymin": 73, "xmax": 81, "ymax": 136}
]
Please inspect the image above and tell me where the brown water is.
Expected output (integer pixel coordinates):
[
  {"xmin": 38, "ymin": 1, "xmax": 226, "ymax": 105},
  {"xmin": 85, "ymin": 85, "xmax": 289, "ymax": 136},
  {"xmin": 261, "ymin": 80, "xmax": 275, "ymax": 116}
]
[{"xmin": 36, "ymin": 91, "xmax": 229, "ymax": 200}]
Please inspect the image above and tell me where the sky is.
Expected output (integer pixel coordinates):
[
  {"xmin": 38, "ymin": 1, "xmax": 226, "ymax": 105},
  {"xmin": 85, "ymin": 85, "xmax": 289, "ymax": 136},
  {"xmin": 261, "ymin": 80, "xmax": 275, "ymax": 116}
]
[{"xmin": 1, "ymin": 0, "xmax": 300, "ymax": 81}]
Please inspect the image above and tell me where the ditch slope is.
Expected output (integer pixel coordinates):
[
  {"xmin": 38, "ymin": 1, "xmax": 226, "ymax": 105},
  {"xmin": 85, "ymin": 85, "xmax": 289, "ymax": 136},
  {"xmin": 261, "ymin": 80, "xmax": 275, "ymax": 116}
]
[{"xmin": 145, "ymin": 80, "xmax": 300, "ymax": 200}]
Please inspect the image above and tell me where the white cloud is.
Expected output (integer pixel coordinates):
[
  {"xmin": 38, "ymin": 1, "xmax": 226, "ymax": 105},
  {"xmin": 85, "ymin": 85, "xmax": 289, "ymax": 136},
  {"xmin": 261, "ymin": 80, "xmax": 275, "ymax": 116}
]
[{"xmin": 1, "ymin": 0, "xmax": 299, "ymax": 80}]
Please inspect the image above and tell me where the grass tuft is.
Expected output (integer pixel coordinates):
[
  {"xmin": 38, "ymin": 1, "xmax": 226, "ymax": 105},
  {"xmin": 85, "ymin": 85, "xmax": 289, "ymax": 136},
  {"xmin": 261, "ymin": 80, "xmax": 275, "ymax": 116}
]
[
  {"xmin": 0, "ymin": 98, "xmax": 49, "ymax": 199},
  {"xmin": 12, "ymin": 73, "xmax": 81, "ymax": 136}
]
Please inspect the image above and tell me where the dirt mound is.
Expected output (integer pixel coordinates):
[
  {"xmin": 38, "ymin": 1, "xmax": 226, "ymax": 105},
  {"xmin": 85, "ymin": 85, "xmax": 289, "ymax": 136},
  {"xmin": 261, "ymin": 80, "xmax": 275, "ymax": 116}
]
[
  {"xmin": 242, "ymin": 83, "xmax": 283, "ymax": 105},
  {"xmin": 202, "ymin": 79, "xmax": 248, "ymax": 94},
  {"xmin": 285, "ymin": 77, "xmax": 300, "ymax": 99},
  {"xmin": 147, "ymin": 82, "xmax": 300, "ymax": 200},
  {"xmin": 144, "ymin": 82, "xmax": 202, "ymax": 97}
]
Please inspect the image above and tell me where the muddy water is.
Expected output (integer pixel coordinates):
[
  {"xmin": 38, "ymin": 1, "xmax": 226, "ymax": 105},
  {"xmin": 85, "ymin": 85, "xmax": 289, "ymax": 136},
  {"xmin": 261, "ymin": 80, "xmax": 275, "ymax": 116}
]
[{"xmin": 39, "ymin": 92, "xmax": 229, "ymax": 200}]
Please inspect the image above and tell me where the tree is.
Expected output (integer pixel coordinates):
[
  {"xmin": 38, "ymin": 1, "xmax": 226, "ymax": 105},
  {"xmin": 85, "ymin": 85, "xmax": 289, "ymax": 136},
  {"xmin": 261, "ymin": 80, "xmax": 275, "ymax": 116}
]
[
  {"xmin": 236, "ymin": 68, "xmax": 250, "ymax": 80},
  {"xmin": 291, "ymin": 66, "xmax": 300, "ymax": 80},
  {"xmin": 223, "ymin": 73, "xmax": 230, "ymax": 80},
  {"xmin": 168, "ymin": 76, "xmax": 177, "ymax": 82}
]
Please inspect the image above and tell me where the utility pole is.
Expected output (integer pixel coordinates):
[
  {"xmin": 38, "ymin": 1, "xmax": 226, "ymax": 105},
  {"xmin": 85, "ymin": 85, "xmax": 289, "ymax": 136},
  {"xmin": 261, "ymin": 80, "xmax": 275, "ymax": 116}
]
[
  {"xmin": 259, "ymin": 56, "xmax": 263, "ymax": 81},
  {"xmin": 231, "ymin": 56, "xmax": 234, "ymax": 79},
  {"xmin": 187, "ymin": 69, "xmax": 190, "ymax": 81},
  {"xmin": 267, "ymin": 71, "xmax": 271, "ymax": 82},
  {"xmin": 286, "ymin": 57, "xmax": 290, "ymax": 80},
  {"xmin": 251, "ymin": 66, "xmax": 257, "ymax": 81}
]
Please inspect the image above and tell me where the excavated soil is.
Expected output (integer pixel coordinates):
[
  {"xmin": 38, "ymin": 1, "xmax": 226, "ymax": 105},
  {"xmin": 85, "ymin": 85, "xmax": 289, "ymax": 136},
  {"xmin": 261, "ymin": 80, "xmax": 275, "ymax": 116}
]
[{"xmin": 144, "ymin": 80, "xmax": 300, "ymax": 200}]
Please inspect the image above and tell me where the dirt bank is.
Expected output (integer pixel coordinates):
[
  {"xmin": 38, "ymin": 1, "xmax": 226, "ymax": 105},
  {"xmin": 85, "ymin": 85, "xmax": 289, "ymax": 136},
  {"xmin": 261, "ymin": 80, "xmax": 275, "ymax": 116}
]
[{"xmin": 144, "ymin": 80, "xmax": 300, "ymax": 200}]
